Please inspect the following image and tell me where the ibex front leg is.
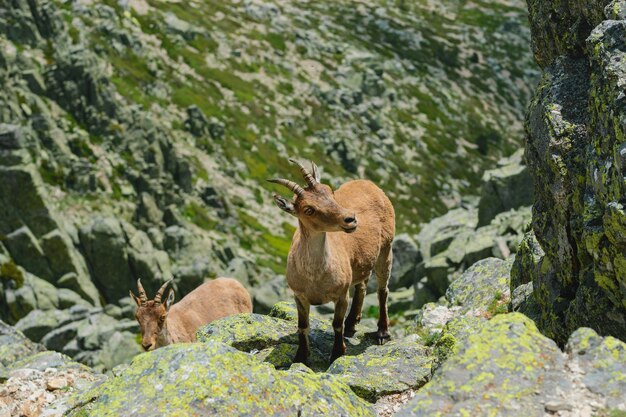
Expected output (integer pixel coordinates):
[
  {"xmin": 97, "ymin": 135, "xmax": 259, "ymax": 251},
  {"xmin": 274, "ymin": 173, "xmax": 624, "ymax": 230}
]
[
  {"xmin": 330, "ymin": 290, "xmax": 349, "ymax": 363},
  {"xmin": 294, "ymin": 295, "xmax": 310, "ymax": 364}
]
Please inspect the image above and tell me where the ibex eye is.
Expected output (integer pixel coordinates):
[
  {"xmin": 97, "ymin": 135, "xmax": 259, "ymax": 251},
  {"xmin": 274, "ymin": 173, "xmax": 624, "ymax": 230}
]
[{"xmin": 304, "ymin": 207, "xmax": 315, "ymax": 216}]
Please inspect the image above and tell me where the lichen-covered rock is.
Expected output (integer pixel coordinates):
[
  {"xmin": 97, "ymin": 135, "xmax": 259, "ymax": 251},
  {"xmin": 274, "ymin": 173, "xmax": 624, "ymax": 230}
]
[
  {"xmin": 446, "ymin": 257, "xmax": 511, "ymax": 315},
  {"xmin": 513, "ymin": 0, "xmax": 626, "ymax": 344},
  {"xmin": 398, "ymin": 314, "xmax": 568, "ymax": 416},
  {"xmin": 527, "ymin": 0, "xmax": 609, "ymax": 67},
  {"xmin": 0, "ymin": 319, "xmax": 45, "ymax": 367},
  {"xmin": 565, "ymin": 328, "xmax": 626, "ymax": 408},
  {"xmin": 66, "ymin": 342, "xmax": 374, "ymax": 417},
  {"xmin": 327, "ymin": 336, "xmax": 434, "ymax": 402},
  {"xmin": 197, "ymin": 303, "xmax": 377, "ymax": 371}
]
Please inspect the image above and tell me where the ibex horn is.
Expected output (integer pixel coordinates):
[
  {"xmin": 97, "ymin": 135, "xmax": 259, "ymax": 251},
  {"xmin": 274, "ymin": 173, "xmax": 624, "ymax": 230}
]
[
  {"xmin": 289, "ymin": 158, "xmax": 317, "ymax": 187},
  {"xmin": 154, "ymin": 280, "xmax": 172, "ymax": 305},
  {"xmin": 267, "ymin": 178, "xmax": 305, "ymax": 196},
  {"xmin": 136, "ymin": 279, "xmax": 148, "ymax": 306}
]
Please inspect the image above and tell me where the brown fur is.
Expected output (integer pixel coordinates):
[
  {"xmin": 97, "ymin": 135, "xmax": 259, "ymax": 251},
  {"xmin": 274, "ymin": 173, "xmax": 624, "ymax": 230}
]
[
  {"xmin": 271, "ymin": 162, "xmax": 395, "ymax": 363},
  {"xmin": 131, "ymin": 277, "xmax": 252, "ymax": 351}
]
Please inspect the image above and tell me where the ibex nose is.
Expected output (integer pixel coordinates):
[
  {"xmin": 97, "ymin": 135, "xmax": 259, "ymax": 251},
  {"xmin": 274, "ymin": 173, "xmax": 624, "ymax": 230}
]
[
  {"xmin": 344, "ymin": 215, "xmax": 356, "ymax": 224},
  {"xmin": 142, "ymin": 342, "xmax": 152, "ymax": 351}
]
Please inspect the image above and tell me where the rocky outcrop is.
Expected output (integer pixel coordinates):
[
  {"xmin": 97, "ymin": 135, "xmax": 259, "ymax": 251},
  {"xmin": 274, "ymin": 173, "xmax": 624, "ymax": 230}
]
[
  {"xmin": 399, "ymin": 314, "xmax": 626, "ymax": 416},
  {"xmin": 66, "ymin": 341, "xmax": 374, "ymax": 416},
  {"xmin": 0, "ymin": 320, "xmax": 103, "ymax": 416},
  {"xmin": 513, "ymin": 0, "xmax": 626, "ymax": 344}
]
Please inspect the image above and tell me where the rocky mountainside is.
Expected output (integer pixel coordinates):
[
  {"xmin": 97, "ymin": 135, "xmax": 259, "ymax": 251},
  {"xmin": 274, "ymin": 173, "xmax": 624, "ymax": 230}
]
[
  {"xmin": 0, "ymin": 0, "xmax": 537, "ymax": 371},
  {"xmin": 4, "ymin": 0, "xmax": 626, "ymax": 416}
]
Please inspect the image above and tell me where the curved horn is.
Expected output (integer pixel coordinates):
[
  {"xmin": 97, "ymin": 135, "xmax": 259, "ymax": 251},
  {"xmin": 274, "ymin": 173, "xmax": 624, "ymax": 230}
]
[
  {"xmin": 267, "ymin": 178, "xmax": 305, "ymax": 196},
  {"xmin": 289, "ymin": 158, "xmax": 317, "ymax": 187},
  {"xmin": 136, "ymin": 279, "xmax": 148, "ymax": 305},
  {"xmin": 154, "ymin": 280, "xmax": 172, "ymax": 305}
]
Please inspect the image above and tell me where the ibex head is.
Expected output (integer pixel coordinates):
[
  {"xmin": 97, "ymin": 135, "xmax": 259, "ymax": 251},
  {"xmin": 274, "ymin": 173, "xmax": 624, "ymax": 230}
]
[
  {"xmin": 269, "ymin": 159, "xmax": 357, "ymax": 233},
  {"xmin": 130, "ymin": 279, "xmax": 174, "ymax": 351}
]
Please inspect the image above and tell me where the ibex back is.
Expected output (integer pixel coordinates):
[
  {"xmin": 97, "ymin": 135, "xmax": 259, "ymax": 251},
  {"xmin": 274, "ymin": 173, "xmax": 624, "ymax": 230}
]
[
  {"xmin": 130, "ymin": 278, "xmax": 252, "ymax": 351},
  {"xmin": 269, "ymin": 159, "xmax": 395, "ymax": 363}
]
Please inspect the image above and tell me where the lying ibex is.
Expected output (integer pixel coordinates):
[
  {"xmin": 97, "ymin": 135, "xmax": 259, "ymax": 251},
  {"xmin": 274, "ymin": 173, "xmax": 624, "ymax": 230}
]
[
  {"xmin": 130, "ymin": 277, "xmax": 252, "ymax": 351},
  {"xmin": 269, "ymin": 159, "xmax": 395, "ymax": 363}
]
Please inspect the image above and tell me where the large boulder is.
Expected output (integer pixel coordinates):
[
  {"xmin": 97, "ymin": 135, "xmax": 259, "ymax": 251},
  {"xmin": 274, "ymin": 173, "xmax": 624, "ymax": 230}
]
[
  {"xmin": 513, "ymin": 0, "xmax": 626, "ymax": 344},
  {"xmin": 446, "ymin": 257, "xmax": 512, "ymax": 316},
  {"xmin": 79, "ymin": 217, "xmax": 172, "ymax": 303},
  {"xmin": 65, "ymin": 342, "xmax": 375, "ymax": 416},
  {"xmin": 197, "ymin": 302, "xmax": 361, "ymax": 371},
  {"xmin": 389, "ymin": 234, "xmax": 422, "ymax": 290},
  {"xmin": 398, "ymin": 313, "xmax": 626, "ymax": 416},
  {"xmin": 477, "ymin": 149, "xmax": 534, "ymax": 226}
]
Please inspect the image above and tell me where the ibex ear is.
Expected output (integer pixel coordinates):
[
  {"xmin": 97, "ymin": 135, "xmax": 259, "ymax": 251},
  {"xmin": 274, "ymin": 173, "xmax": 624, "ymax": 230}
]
[
  {"xmin": 165, "ymin": 289, "xmax": 175, "ymax": 311},
  {"xmin": 273, "ymin": 194, "xmax": 296, "ymax": 216},
  {"xmin": 311, "ymin": 161, "xmax": 321, "ymax": 183},
  {"xmin": 129, "ymin": 291, "xmax": 141, "ymax": 307}
]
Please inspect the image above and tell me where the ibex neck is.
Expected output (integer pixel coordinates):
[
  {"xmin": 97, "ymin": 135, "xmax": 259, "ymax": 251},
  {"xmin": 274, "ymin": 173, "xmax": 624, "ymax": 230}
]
[{"xmin": 297, "ymin": 223, "xmax": 331, "ymax": 265}]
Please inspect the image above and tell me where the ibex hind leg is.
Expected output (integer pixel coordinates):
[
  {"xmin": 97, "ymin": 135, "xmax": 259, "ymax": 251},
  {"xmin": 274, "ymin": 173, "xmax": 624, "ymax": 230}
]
[{"xmin": 374, "ymin": 243, "xmax": 392, "ymax": 345}]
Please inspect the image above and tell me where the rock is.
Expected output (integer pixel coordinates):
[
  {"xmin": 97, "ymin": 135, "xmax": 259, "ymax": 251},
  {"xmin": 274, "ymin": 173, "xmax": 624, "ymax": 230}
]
[
  {"xmin": 67, "ymin": 342, "xmax": 374, "ymax": 416},
  {"xmin": 414, "ymin": 303, "xmax": 462, "ymax": 335},
  {"xmin": 79, "ymin": 217, "xmax": 171, "ymax": 302},
  {"xmin": 398, "ymin": 314, "xmax": 567, "ymax": 416},
  {"xmin": 46, "ymin": 376, "xmax": 70, "ymax": 391},
  {"xmin": 198, "ymin": 302, "xmax": 378, "ymax": 372},
  {"xmin": 328, "ymin": 336, "xmax": 434, "ymax": 402},
  {"xmin": 477, "ymin": 150, "xmax": 534, "ymax": 226},
  {"xmin": 252, "ymin": 275, "xmax": 290, "ymax": 313},
  {"xmin": 416, "ymin": 207, "xmax": 477, "ymax": 260},
  {"xmin": 15, "ymin": 309, "xmax": 71, "ymax": 342},
  {"xmin": 0, "ymin": 162, "xmax": 57, "ymax": 238},
  {"xmin": 389, "ymin": 234, "xmax": 421, "ymax": 290},
  {"xmin": 565, "ymin": 328, "xmax": 626, "ymax": 409},
  {"xmin": 4, "ymin": 226, "xmax": 53, "ymax": 281},
  {"xmin": 421, "ymin": 255, "xmax": 450, "ymax": 297},
  {"xmin": 446, "ymin": 258, "xmax": 511, "ymax": 316},
  {"xmin": 514, "ymin": 1, "xmax": 626, "ymax": 344},
  {"xmin": 527, "ymin": 0, "xmax": 607, "ymax": 67},
  {"xmin": 0, "ymin": 319, "xmax": 45, "ymax": 367},
  {"xmin": 40, "ymin": 230, "xmax": 99, "ymax": 305}
]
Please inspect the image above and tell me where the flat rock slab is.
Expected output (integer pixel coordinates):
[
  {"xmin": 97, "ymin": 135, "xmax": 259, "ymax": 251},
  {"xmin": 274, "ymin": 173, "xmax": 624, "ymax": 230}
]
[
  {"xmin": 65, "ymin": 341, "xmax": 374, "ymax": 417},
  {"xmin": 328, "ymin": 335, "xmax": 434, "ymax": 402},
  {"xmin": 197, "ymin": 301, "xmax": 379, "ymax": 372}
]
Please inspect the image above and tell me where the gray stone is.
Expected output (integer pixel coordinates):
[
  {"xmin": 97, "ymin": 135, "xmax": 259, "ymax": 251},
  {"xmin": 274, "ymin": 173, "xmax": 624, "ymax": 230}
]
[
  {"xmin": 67, "ymin": 341, "xmax": 374, "ymax": 416},
  {"xmin": 4, "ymin": 226, "xmax": 53, "ymax": 281},
  {"xmin": 389, "ymin": 234, "xmax": 421, "ymax": 290},
  {"xmin": 446, "ymin": 258, "xmax": 511, "ymax": 315},
  {"xmin": 477, "ymin": 151, "xmax": 534, "ymax": 226},
  {"xmin": 328, "ymin": 336, "xmax": 434, "ymax": 401}
]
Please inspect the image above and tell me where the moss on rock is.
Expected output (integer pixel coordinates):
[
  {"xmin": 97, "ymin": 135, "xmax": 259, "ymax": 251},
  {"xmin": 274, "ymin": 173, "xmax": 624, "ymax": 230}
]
[
  {"xmin": 397, "ymin": 313, "xmax": 567, "ymax": 416},
  {"xmin": 328, "ymin": 336, "xmax": 434, "ymax": 402},
  {"xmin": 67, "ymin": 341, "xmax": 374, "ymax": 416}
]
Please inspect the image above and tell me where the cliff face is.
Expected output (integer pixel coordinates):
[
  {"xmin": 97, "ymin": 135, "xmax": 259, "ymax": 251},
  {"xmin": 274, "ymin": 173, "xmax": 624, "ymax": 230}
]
[{"xmin": 513, "ymin": 0, "xmax": 626, "ymax": 344}]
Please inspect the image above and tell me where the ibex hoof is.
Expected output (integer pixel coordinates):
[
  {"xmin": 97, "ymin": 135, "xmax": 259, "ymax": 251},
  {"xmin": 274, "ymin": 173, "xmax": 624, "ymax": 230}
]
[
  {"xmin": 293, "ymin": 351, "xmax": 309, "ymax": 365},
  {"xmin": 375, "ymin": 331, "xmax": 390, "ymax": 345},
  {"xmin": 344, "ymin": 327, "xmax": 357, "ymax": 338}
]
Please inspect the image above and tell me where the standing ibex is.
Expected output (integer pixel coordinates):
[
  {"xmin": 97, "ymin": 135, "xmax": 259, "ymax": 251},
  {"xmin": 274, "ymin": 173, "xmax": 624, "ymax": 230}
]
[
  {"xmin": 269, "ymin": 159, "xmax": 395, "ymax": 363},
  {"xmin": 130, "ymin": 278, "xmax": 252, "ymax": 351}
]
